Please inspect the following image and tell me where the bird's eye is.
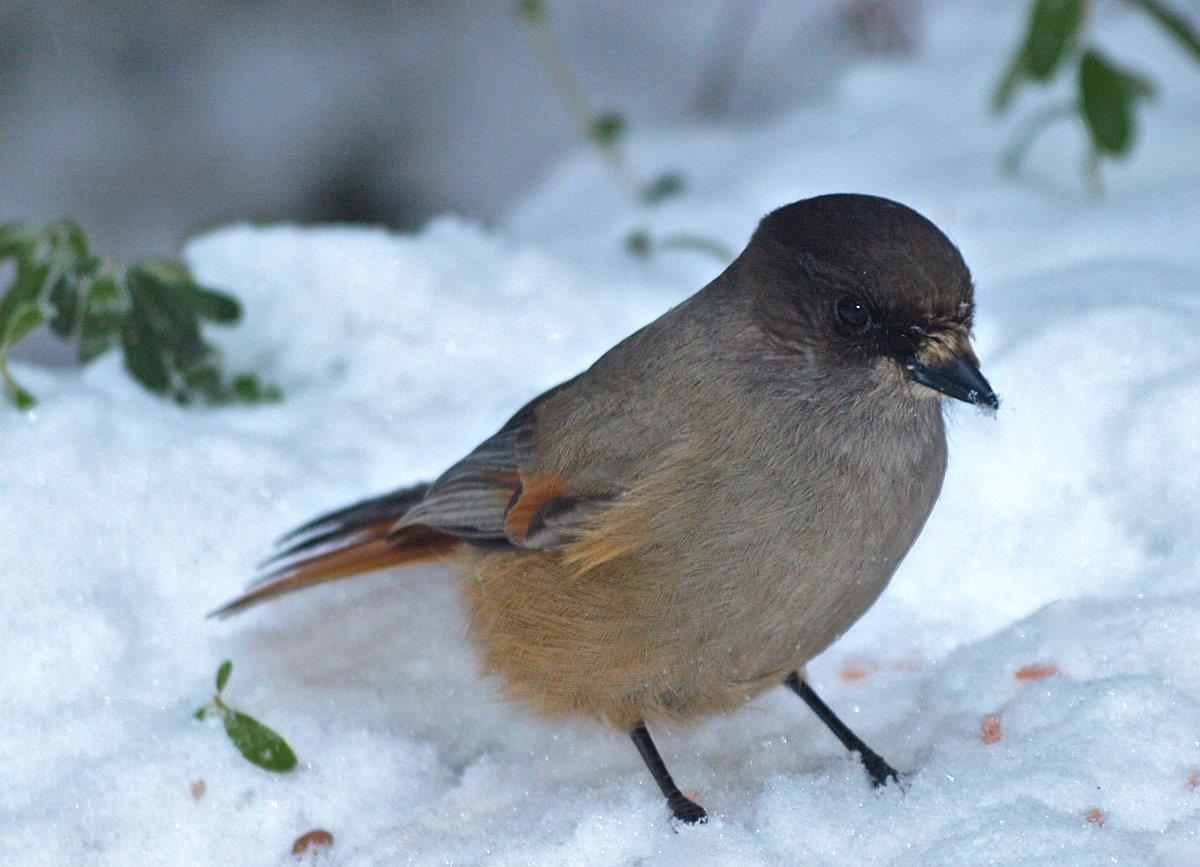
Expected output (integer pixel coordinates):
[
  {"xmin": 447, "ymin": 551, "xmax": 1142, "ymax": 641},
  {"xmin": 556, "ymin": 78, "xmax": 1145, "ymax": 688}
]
[{"xmin": 834, "ymin": 296, "xmax": 872, "ymax": 332}]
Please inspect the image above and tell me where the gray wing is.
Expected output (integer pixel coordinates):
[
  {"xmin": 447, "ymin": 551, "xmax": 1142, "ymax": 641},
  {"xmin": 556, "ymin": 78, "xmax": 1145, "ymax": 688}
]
[{"xmin": 394, "ymin": 375, "xmax": 611, "ymax": 549}]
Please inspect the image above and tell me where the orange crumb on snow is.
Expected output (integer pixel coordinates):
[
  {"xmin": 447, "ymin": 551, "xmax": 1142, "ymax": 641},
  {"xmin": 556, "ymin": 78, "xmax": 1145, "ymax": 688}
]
[
  {"xmin": 292, "ymin": 829, "xmax": 334, "ymax": 857},
  {"xmin": 1084, "ymin": 808, "xmax": 1107, "ymax": 828},
  {"xmin": 1014, "ymin": 663, "xmax": 1060, "ymax": 682},
  {"xmin": 189, "ymin": 779, "xmax": 206, "ymax": 801},
  {"xmin": 839, "ymin": 660, "xmax": 881, "ymax": 682},
  {"xmin": 836, "ymin": 658, "xmax": 922, "ymax": 682},
  {"xmin": 980, "ymin": 713, "xmax": 1003, "ymax": 744},
  {"xmin": 1187, "ymin": 771, "xmax": 1200, "ymax": 791}
]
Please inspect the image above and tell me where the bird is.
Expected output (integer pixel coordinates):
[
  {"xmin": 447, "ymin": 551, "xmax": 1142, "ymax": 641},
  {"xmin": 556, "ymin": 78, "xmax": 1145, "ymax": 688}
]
[{"xmin": 213, "ymin": 193, "xmax": 998, "ymax": 825}]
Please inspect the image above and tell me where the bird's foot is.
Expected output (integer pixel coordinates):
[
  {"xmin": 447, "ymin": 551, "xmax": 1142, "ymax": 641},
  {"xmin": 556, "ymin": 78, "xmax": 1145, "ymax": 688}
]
[
  {"xmin": 667, "ymin": 793, "xmax": 708, "ymax": 825},
  {"xmin": 861, "ymin": 751, "xmax": 902, "ymax": 789}
]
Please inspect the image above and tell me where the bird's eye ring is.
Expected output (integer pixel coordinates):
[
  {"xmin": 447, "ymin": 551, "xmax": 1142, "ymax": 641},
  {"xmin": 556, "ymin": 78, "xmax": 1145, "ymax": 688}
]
[{"xmin": 834, "ymin": 296, "xmax": 872, "ymax": 332}]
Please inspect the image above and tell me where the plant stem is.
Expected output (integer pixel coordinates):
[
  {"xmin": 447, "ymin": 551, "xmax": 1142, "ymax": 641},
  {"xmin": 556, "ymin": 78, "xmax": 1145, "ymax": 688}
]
[
  {"xmin": 517, "ymin": 5, "xmax": 646, "ymax": 197},
  {"xmin": 1000, "ymin": 101, "xmax": 1079, "ymax": 175},
  {"xmin": 657, "ymin": 233, "xmax": 736, "ymax": 263},
  {"xmin": 1085, "ymin": 148, "xmax": 1105, "ymax": 195},
  {"xmin": 0, "ymin": 351, "xmax": 32, "ymax": 409},
  {"xmin": 693, "ymin": 0, "xmax": 761, "ymax": 117}
]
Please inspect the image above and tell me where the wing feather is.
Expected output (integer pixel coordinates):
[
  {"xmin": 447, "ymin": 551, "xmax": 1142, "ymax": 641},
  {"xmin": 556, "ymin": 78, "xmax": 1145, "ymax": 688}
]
[{"xmin": 393, "ymin": 375, "xmax": 617, "ymax": 549}]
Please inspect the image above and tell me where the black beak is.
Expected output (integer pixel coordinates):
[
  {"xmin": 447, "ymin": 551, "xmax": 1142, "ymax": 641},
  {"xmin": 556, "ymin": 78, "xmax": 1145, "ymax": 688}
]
[{"xmin": 903, "ymin": 356, "xmax": 999, "ymax": 410}]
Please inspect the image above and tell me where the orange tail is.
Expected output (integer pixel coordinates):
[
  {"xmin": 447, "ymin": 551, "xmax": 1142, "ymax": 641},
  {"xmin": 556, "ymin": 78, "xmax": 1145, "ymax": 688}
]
[{"xmin": 210, "ymin": 484, "xmax": 461, "ymax": 618}]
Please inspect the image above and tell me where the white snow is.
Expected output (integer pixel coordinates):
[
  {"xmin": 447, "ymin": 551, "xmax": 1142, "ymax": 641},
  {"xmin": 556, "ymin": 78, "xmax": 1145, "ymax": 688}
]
[{"xmin": 5, "ymin": 2, "xmax": 1200, "ymax": 863}]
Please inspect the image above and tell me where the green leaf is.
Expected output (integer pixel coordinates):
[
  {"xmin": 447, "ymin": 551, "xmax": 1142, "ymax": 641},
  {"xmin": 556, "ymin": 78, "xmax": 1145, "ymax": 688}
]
[
  {"xmin": 182, "ymin": 363, "xmax": 222, "ymax": 399},
  {"xmin": 640, "ymin": 172, "xmax": 686, "ymax": 205},
  {"xmin": 138, "ymin": 261, "xmax": 241, "ymax": 324},
  {"xmin": 2, "ymin": 303, "xmax": 47, "ymax": 349},
  {"xmin": 223, "ymin": 710, "xmax": 298, "ymax": 773},
  {"xmin": 624, "ymin": 230, "xmax": 652, "ymax": 257},
  {"xmin": 1025, "ymin": 0, "xmax": 1085, "ymax": 80},
  {"xmin": 78, "ymin": 317, "xmax": 121, "ymax": 363},
  {"xmin": 60, "ymin": 219, "xmax": 90, "ymax": 262},
  {"xmin": 137, "ymin": 259, "xmax": 192, "ymax": 284},
  {"xmin": 0, "ymin": 303, "xmax": 45, "ymax": 409},
  {"xmin": 215, "ymin": 660, "xmax": 233, "ymax": 693},
  {"xmin": 1080, "ymin": 52, "xmax": 1132, "ymax": 154},
  {"xmin": 588, "ymin": 112, "xmax": 626, "ymax": 148},
  {"xmin": 79, "ymin": 277, "xmax": 126, "ymax": 364},
  {"xmin": 1123, "ymin": 0, "xmax": 1200, "ymax": 61},
  {"xmin": 0, "ymin": 260, "xmax": 50, "ymax": 336},
  {"xmin": 194, "ymin": 707, "xmax": 209, "ymax": 721},
  {"xmin": 0, "ymin": 223, "xmax": 39, "ymax": 260},
  {"xmin": 121, "ymin": 308, "xmax": 171, "ymax": 393},
  {"xmin": 10, "ymin": 383, "xmax": 35, "ymax": 410},
  {"xmin": 49, "ymin": 275, "xmax": 80, "ymax": 338},
  {"xmin": 230, "ymin": 374, "xmax": 282, "ymax": 404},
  {"xmin": 174, "ymin": 283, "xmax": 241, "ymax": 325},
  {"xmin": 128, "ymin": 268, "xmax": 206, "ymax": 368},
  {"xmin": 1079, "ymin": 49, "xmax": 1154, "ymax": 156},
  {"xmin": 515, "ymin": 0, "xmax": 546, "ymax": 21},
  {"xmin": 993, "ymin": 0, "xmax": 1085, "ymax": 111}
]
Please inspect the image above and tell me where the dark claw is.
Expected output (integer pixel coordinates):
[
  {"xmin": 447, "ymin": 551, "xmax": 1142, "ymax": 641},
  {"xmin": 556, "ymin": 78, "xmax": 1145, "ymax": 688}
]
[
  {"xmin": 860, "ymin": 751, "xmax": 901, "ymax": 789},
  {"xmin": 668, "ymin": 794, "xmax": 708, "ymax": 825}
]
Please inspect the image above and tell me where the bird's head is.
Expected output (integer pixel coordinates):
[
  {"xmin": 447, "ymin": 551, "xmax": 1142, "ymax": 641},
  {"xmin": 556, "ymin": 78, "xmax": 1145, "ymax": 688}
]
[{"xmin": 743, "ymin": 193, "xmax": 998, "ymax": 411}]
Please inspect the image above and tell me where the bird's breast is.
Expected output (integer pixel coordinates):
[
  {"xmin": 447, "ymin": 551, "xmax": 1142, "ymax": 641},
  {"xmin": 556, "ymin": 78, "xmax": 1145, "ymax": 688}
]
[{"xmin": 678, "ymin": 401, "xmax": 947, "ymax": 681}]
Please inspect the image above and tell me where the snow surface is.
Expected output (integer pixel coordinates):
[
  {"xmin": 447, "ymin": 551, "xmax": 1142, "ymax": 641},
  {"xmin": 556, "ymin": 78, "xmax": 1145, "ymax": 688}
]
[{"xmin": 5, "ymin": 2, "xmax": 1200, "ymax": 864}]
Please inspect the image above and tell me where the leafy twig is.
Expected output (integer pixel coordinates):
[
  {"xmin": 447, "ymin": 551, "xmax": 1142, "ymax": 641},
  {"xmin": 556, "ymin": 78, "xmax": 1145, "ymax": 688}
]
[
  {"xmin": 0, "ymin": 220, "xmax": 280, "ymax": 409},
  {"xmin": 195, "ymin": 660, "xmax": 298, "ymax": 773},
  {"xmin": 515, "ymin": 1, "xmax": 733, "ymax": 264},
  {"xmin": 515, "ymin": 0, "xmax": 679, "ymax": 203},
  {"xmin": 994, "ymin": 0, "xmax": 1195, "ymax": 184},
  {"xmin": 1120, "ymin": 0, "xmax": 1200, "ymax": 60},
  {"xmin": 993, "ymin": 0, "xmax": 1086, "ymax": 113}
]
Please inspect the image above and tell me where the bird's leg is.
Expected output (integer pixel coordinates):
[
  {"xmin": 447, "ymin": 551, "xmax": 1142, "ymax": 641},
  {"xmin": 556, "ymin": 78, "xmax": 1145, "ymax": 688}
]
[
  {"xmin": 629, "ymin": 723, "xmax": 708, "ymax": 824},
  {"xmin": 784, "ymin": 672, "xmax": 899, "ymax": 787}
]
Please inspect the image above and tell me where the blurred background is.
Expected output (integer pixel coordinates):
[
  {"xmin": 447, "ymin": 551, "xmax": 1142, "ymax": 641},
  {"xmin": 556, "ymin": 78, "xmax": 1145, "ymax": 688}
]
[{"xmin": 0, "ymin": 0, "xmax": 922, "ymax": 258}]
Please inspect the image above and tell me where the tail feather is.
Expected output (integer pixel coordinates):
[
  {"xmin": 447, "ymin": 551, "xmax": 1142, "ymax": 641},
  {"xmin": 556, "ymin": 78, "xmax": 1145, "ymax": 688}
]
[
  {"xmin": 256, "ymin": 524, "xmax": 365, "ymax": 571},
  {"xmin": 273, "ymin": 482, "xmax": 431, "ymax": 547},
  {"xmin": 211, "ymin": 482, "xmax": 459, "ymax": 619}
]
